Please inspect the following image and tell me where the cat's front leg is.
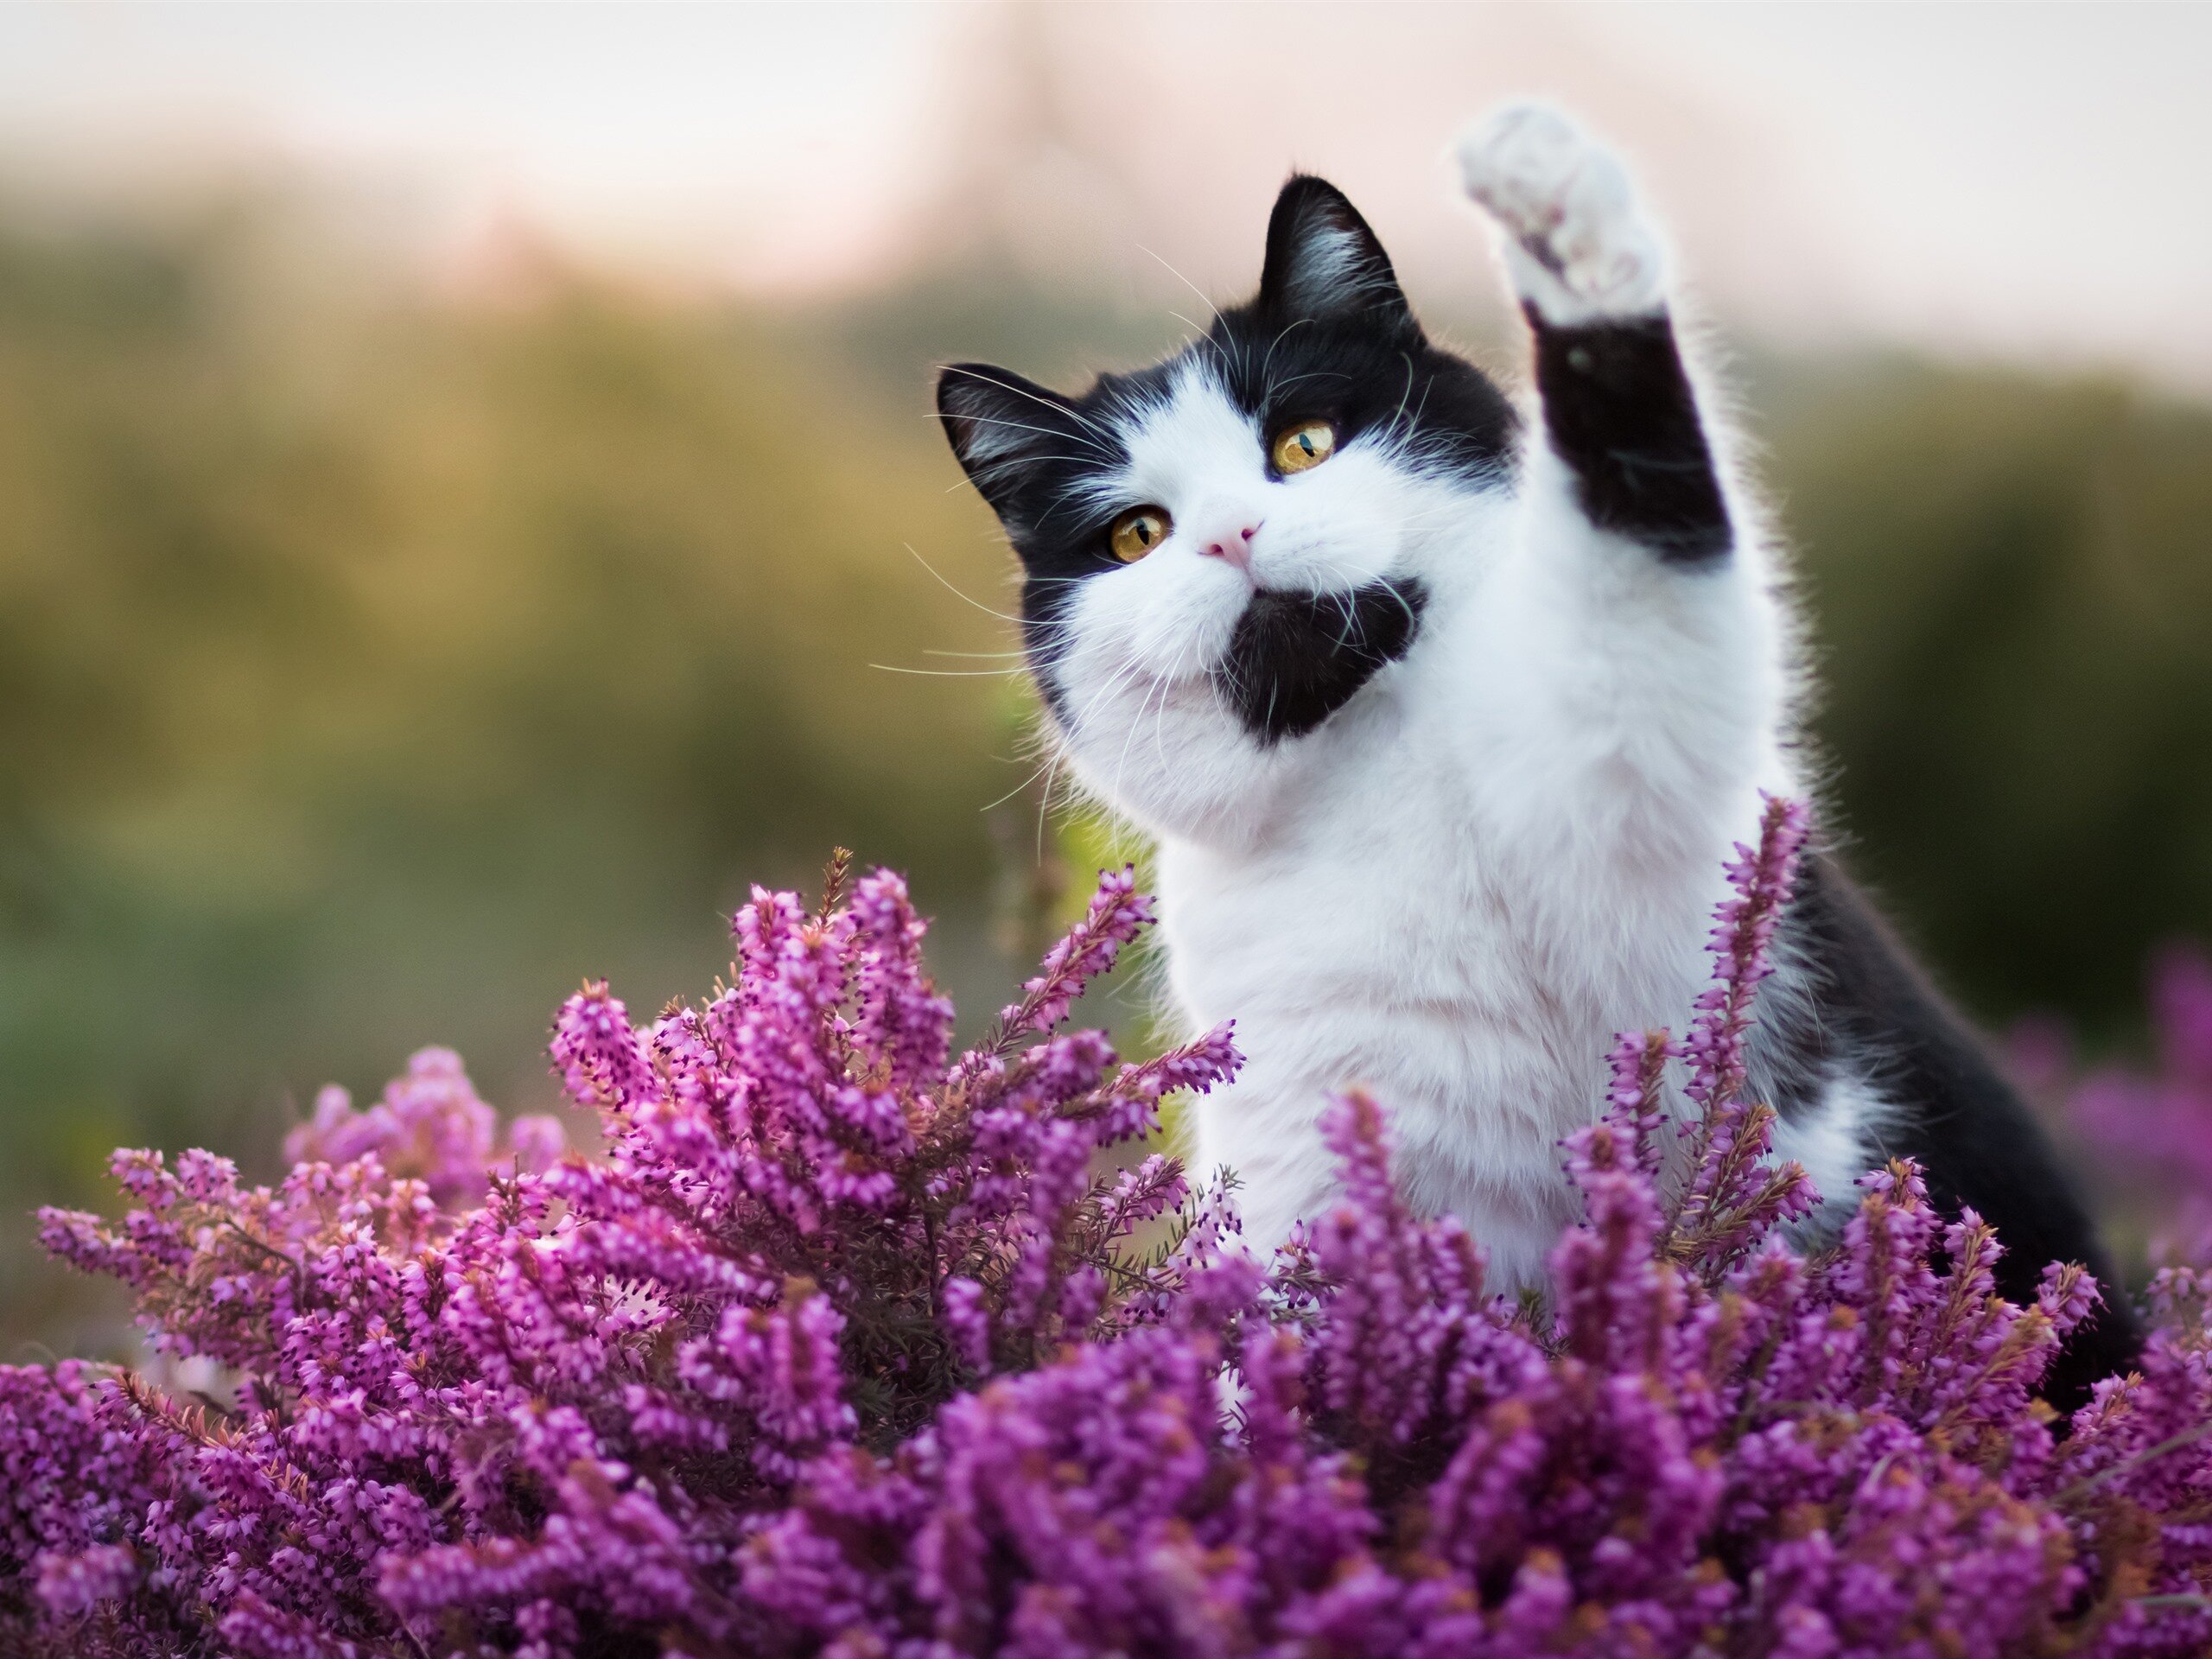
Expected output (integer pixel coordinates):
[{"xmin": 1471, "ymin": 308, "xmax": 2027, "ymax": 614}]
[
  {"xmin": 1446, "ymin": 105, "xmax": 1788, "ymax": 905},
  {"xmin": 1456, "ymin": 104, "xmax": 1729, "ymax": 569}
]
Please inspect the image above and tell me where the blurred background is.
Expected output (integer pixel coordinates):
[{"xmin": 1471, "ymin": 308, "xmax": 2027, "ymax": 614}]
[{"xmin": 3, "ymin": 1, "xmax": 2209, "ymax": 1351}]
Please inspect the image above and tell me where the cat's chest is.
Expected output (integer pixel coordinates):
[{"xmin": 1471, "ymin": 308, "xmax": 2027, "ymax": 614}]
[{"xmin": 1154, "ymin": 752, "xmax": 1710, "ymax": 1060}]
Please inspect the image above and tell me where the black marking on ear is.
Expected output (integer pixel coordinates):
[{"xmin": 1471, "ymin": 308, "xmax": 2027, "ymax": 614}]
[
  {"xmin": 1215, "ymin": 578, "xmax": 1427, "ymax": 744},
  {"xmin": 935, "ymin": 362, "xmax": 1098, "ymax": 526},
  {"xmin": 1258, "ymin": 175, "xmax": 1416, "ymax": 335},
  {"xmin": 1528, "ymin": 308, "xmax": 1730, "ymax": 566},
  {"xmin": 1759, "ymin": 851, "xmax": 2142, "ymax": 1415}
]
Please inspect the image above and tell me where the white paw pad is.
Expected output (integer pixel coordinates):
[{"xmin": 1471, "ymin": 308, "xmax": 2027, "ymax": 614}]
[{"xmin": 1455, "ymin": 104, "xmax": 1665, "ymax": 324}]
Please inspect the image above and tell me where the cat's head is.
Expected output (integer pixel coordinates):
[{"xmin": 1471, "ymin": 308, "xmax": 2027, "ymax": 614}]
[{"xmin": 937, "ymin": 176, "xmax": 1517, "ymax": 836}]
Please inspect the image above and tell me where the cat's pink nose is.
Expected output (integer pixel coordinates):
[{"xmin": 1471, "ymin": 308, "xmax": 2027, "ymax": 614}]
[{"xmin": 1197, "ymin": 521, "xmax": 1259, "ymax": 571}]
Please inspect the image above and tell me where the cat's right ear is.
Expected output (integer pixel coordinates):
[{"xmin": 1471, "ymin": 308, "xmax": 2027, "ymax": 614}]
[
  {"xmin": 1257, "ymin": 175, "xmax": 1416, "ymax": 335},
  {"xmin": 936, "ymin": 363, "xmax": 1085, "ymax": 527}
]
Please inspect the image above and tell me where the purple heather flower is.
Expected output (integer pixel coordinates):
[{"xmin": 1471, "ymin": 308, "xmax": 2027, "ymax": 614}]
[
  {"xmin": 4, "ymin": 841, "xmax": 2209, "ymax": 1659},
  {"xmin": 32, "ymin": 1543, "xmax": 137, "ymax": 1618},
  {"xmin": 993, "ymin": 863, "xmax": 1154, "ymax": 1042}
]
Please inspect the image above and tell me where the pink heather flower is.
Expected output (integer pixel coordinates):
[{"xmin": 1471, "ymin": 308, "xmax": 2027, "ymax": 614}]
[
  {"xmin": 942, "ymin": 1275, "xmax": 993, "ymax": 1372},
  {"xmin": 33, "ymin": 1543, "xmax": 136, "ymax": 1617},
  {"xmin": 506, "ymin": 1113, "xmax": 568, "ymax": 1176},
  {"xmin": 1605, "ymin": 1026, "xmax": 1674, "ymax": 1177},
  {"xmin": 2066, "ymin": 947, "xmax": 2212, "ymax": 1262},
  {"xmin": 1682, "ymin": 794, "xmax": 1810, "ymax": 1111},
  {"xmin": 550, "ymin": 981, "xmax": 655, "ymax": 1110},
  {"xmin": 4, "ymin": 833, "xmax": 2209, "ymax": 1659},
  {"xmin": 284, "ymin": 1048, "xmax": 537, "ymax": 1207},
  {"xmin": 848, "ymin": 868, "xmax": 957, "ymax": 1094},
  {"xmin": 993, "ymin": 863, "xmax": 1154, "ymax": 1042},
  {"xmin": 1669, "ymin": 793, "xmax": 1820, "ymax": 1266}
]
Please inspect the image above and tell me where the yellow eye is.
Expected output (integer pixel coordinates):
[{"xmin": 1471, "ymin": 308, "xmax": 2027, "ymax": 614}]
[
  {"xmin": 1109, "ymin": 505, "xmax": 1172, "ymax": 563},
  {"xmin": 1272, "ymin": 419, "xmax": 1337, "ymax": 474}
]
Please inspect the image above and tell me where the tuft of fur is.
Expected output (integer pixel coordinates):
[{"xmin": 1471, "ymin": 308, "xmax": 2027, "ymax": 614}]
[
  {"xmin": 1457, "ymin": 102, "xmax": 1668, "ymax": 325},
  {"xmin": 938, "ymin": 103, "xmax": 2137, "ymax": 1401}
]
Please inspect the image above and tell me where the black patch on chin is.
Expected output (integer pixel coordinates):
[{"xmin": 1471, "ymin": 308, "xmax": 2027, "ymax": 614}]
[{"xmin": 1216, "ymin": 578, "xmax": 1427, "ymax": 744}]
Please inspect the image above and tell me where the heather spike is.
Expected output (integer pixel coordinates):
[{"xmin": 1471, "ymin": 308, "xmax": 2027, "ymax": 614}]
[
  {"xmin": 1605, "ymin": 1027, "xmax": 1674, "ymax": 1177},
  {"xmin": 1683, "ymin": 793, "xmax": 1811, "ymax": 1111},
  {"xmin": 989, "ymin": 864, "xmax": 1154, "ymax": 1045},
  {"xmin": 845, "ymin": 867, "xmax": 956, "ymax": 1095},
  {"xmin": 1669, "ymin": 793, "xmax": 1818, "ymax": 1264}
]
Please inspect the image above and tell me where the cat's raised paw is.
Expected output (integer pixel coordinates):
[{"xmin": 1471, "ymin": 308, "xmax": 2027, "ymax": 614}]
[{"xmin": 1455, "ymin": 104, "xmax": 1665, "ymax": 326}]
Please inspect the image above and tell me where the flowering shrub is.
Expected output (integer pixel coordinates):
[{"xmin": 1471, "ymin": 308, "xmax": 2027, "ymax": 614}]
[
  {"xmin": 2052, "ymin": 946, "xmax": 2212, "ymax": 1270},
  {"xmin": 6, "ymin": 809, "xmax": 2212, "ymax": 1657}
]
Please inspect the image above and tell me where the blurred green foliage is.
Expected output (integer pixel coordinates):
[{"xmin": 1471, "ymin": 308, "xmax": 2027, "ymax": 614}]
[
  {"xmin": 1, "ymin": 199, "xmax": 2208, "ymax": 1351},
  {"xmin": 1754, "ymin": 358, "xmax": 2212, "ymax": 1028},
  {"xmin": 0, "ymin": 200, "xmax": 1023, "ymax": 1349}
]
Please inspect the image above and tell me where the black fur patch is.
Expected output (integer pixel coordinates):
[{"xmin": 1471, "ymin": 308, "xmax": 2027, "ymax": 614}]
[
  {"xmin": 1528, "ymin": 308, "xmax": 1731, "ymax": 567},
  {"xmin": 1215, "ymin": 578, "xmax": 1427, "ymax": 744},
  {"xmin": 1758, "ymin": 852, "xmax": 2141, "ymax": 1412}
]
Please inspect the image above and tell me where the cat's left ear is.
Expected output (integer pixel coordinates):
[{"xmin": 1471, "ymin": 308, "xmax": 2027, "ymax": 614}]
[
  {"xmin": 1257, "ymin": 175, "xmax": 1416, "ymax": 335},
  {"xmin": 936, "ymin": 362, "xmax": 1089, "ymax": 531}
]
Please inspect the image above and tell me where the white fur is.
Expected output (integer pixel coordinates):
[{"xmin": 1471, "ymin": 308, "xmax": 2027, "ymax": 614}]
[
  {"xmin": 1044, "ymin": 107, "xmax": 1853, "ymax": 1286},
  {"xmin": 1772, "ymin": 1076, "xmax": 1885, "ymax": 1225},
  {"xmin": 1456, "ymin": 103, "xmax": 1667, "ymax": 327}
]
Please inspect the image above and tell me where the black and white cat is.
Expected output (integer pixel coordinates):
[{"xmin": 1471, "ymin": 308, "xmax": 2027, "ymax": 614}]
[{"xmin": 937, "ymin": 105, "xmax": 2137, "ymax": 1400}]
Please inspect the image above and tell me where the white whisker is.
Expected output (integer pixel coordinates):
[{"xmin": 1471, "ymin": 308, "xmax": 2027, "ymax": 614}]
[
  {"xmin": 902, "ymin": 543, "xmax": 1027, "ymax": 626},
  {"xmin": 1139, "ymin": 243, "xmax": 1219, "ymax": 322}
]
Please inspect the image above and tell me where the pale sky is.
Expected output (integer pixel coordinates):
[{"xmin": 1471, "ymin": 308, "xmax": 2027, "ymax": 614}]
[{"xmin": 3, "ymin": 3, "xmax": 2209, "ymax": 387}]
